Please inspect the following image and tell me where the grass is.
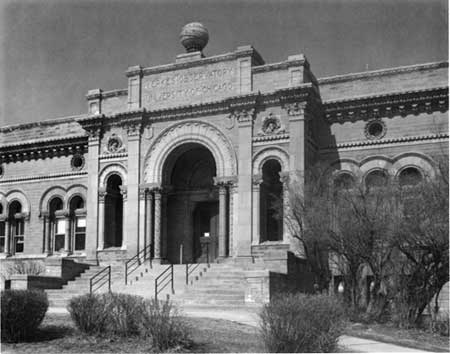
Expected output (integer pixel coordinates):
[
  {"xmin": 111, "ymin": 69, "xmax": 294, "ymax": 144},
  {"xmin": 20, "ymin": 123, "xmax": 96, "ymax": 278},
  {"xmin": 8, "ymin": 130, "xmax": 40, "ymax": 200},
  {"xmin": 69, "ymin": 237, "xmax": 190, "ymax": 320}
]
[
  {"xmin": 346, "ymin": 322, "xmax": 450, "ymax": 353},
  {"xmin": 1, "ymin": 312, "xmax": 265, "ymax": 354}
]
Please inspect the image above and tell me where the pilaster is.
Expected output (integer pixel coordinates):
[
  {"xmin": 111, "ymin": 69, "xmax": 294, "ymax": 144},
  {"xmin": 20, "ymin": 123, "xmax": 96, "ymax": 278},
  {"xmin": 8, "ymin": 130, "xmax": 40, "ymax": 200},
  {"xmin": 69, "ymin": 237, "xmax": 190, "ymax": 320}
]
[
  {"xmin": 252, "ymin": 174, "xmax": 263, "ymax": 245},
  {"xmin": 126, "ymin": 66, "xmax": 143, "ymax": 110},
  {"xmin": 284, "ymin": 102, "xmax": 306, "ymax": 179}
]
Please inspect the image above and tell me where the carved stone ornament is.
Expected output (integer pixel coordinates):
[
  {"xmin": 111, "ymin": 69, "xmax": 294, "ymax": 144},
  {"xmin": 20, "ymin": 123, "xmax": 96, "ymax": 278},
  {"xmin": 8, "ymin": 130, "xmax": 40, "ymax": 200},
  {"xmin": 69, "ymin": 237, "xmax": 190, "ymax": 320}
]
[
  {"xmin": 283, "ymin": 102, "xmax": 306, "ymax": 116},
  {"xmin": 364, "ymin": 119, "xmax": 387, "ymax": 140},
  {"xmin": 105, "ymin": 134, "xmax": 126, "ymax": 154},
  {"xmin": 0, "ymin": 164, "xmax": 3, "ymax": 179},
  {"xmin": 71, "ymin": 154, "xmax": 85, "ymax": 171},
  {"xmin": 259, "ymin": 113, "xmax": 284, "ymax": 135},
  {"xmin": 230, "ymin": 108, "xmax": 255, "ymax": 124}
]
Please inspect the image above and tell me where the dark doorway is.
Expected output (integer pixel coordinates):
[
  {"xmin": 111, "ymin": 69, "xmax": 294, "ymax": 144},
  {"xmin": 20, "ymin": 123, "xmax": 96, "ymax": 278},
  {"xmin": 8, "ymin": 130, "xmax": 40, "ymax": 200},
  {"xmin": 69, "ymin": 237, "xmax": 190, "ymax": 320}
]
[
  {"xmin": 104, "ymin": 174, "xmax": 123, "ymax": 248},
  {"xmin": 260, "ymin": 159, "xmax": 283, "ymax": 242},
  {"xmin": 164, "ymin": 143, "xmax": 218, "ymax": 263},
  {"xmin": 193, "ymin": 202, "xmax": 219, "ymax": 263}
]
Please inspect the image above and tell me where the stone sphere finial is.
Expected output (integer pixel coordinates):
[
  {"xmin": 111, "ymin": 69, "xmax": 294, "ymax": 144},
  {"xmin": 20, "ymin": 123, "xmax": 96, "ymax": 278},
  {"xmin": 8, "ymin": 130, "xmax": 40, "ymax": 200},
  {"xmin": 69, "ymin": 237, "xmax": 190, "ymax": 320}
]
[{"xmin": 180, "ymin": 22, "xmax": 209, "ymax": 53}]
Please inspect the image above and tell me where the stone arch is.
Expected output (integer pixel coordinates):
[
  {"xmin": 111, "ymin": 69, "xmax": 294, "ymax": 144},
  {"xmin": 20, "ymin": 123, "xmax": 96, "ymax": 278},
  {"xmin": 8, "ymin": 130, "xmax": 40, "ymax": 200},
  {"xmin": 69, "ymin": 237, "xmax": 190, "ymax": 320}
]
[
  {"xmin": 40, "ymin": 186, "xmax": 66, "ymax": 213},
  {"xmin": 252, "ymin": 146, "xmax": 290, "ymax": 175},
  {"xmin": 0, "ymin": 193, "xmax": 7, "ymax": 216},
  {"xmin": 359, "ymin": 155, "xmax": 394, "ymax": 175},
  {"xmin": 330, "ymin": 158, "xmax": 361, "ymax": 180},
  {"xmin": 99, "ymin": 163, "xmax": 127, "ymax": 188},
  {"xmin": 6, "ymin": 190, "xmax": 31, "ymax": 215},
  {"xmin": 392, "ymin": 152, "xmax": 435, "ymax": 179},
  {"xmin": 65, "ymin": 185, "xmax": 88, "ymax": 209},
  {"xmin": 144, "ymin": 120, "xmax": 237, "ymax": 184}
]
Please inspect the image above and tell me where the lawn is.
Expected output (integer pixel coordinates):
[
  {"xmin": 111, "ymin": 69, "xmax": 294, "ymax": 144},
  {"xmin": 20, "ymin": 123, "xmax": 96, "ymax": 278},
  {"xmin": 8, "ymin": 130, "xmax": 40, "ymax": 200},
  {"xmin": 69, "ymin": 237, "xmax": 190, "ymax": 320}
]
[{"xmin": 1, "ymin": 312, "xmax": 266, "ymax": 354}]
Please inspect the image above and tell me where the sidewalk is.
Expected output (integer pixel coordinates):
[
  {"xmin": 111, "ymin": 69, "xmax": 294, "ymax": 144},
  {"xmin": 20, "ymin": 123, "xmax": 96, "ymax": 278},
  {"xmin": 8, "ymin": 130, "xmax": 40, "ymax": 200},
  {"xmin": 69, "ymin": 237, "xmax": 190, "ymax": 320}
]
[{"xmin": 49, "ymin": 306, "xmax": 429, "ymax": 352}]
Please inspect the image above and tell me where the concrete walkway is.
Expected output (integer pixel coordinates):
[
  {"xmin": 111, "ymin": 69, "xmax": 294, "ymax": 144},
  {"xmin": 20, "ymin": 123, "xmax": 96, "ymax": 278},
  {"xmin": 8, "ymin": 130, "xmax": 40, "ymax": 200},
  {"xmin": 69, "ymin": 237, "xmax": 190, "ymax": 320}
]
[{"xmin": 49, "ymin": 306, "xmax": 428, "ymax": 352}]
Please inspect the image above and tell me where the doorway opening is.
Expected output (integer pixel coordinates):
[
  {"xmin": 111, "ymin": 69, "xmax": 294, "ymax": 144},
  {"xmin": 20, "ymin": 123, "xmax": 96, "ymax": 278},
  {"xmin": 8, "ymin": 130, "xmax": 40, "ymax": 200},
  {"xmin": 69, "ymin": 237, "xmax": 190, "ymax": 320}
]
[{"xmin": 104, "ymin": 174, "xmax": 123, "ymax": 248}]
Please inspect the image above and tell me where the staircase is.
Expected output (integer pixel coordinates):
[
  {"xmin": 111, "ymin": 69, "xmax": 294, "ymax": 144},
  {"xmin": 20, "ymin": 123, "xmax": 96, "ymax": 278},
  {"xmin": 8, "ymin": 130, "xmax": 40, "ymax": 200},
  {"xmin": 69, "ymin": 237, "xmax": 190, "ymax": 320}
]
[{"xmin": 45, "ymin": 265, "xmax": 124, "ymax": 308}]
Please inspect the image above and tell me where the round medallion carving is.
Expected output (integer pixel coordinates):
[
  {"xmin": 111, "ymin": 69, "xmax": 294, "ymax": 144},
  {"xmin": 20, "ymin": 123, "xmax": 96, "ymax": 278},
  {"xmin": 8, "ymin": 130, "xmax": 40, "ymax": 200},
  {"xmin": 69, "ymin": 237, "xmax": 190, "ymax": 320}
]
[
  {"xmin": 365, "ymin": 119, "xmax": 386, "ymax": 140},
  {"xmin": 71, "ymin": 154, "xmax": 85, "ymax": 171},
  {"xmin": 260, "ymin": 113, "xmax": 283, "ymax": 135},
  {"xmin": 105, "ymin": 134, "xmax": 125, "ymax": 154}
]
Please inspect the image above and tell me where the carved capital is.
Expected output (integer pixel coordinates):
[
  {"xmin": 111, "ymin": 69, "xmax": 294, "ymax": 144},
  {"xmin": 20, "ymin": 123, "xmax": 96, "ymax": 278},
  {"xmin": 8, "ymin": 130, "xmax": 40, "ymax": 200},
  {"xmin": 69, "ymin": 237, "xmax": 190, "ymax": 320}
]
[
  {"xmin": 98, "ymin": 189, "xmax": 107, "ymax": 203},
  {"xmin": 39, "ymin": 211, "xmax": 50, "ymax": 219},
  {"xmin": 230, "ymin": 108, "xmax": 255, "ymax": 125},
  {"xmin": 252, "ymin": 174, "xmax": 263, "ymax": 186},
  {"xmin": 119, "ymin": 186, "xmax": 127, "ymax": 200},
  {"xmin": 139, "ymin": 187, "xmax": 148, "ymax": 200},
  {"xmin": 283, "ymin": 102, "xmax": 306, "ymax": 117},
  {"xmin": 279, "ymin": 171, "xmax": 290, "ymax": 185}
]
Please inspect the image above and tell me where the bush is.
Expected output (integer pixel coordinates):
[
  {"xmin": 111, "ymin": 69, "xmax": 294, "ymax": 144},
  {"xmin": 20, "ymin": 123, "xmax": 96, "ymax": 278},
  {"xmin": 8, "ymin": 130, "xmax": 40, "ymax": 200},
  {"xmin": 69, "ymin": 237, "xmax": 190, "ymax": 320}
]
[
  {"xmin": 1, "ymin": 260, "xmax": 46, "ymax": 279},
  {"xmin": 68, "ymin": 293, "xmax": 191, "ymax": 351},
  {"xmin": 259, "ymin": 293, "xmax": 346, "ymax": 353},
  {"xmin": 141, "ymin": 298, "xmax": 191, "ymax": 351},
  {"xmin": 430, "ymin": 314, "xmax": 449, "ymax": 337},
  {"xmin": 1, "ymin": 289, "xmax": 49, "ymax": 342}
]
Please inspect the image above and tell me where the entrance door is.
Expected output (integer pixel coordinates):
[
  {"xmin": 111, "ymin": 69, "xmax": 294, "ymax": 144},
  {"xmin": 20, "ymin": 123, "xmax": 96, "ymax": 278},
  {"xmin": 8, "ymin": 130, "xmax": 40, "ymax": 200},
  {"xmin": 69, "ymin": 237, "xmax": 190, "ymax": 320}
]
[{"xmin": 193, "ymin": 202, "xmax": 218, "ymax": 263}]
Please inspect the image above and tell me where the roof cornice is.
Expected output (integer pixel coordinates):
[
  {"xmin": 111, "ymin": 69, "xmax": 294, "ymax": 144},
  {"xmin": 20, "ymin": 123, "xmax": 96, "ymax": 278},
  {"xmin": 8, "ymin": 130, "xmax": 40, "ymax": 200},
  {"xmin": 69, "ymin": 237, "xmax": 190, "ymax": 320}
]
[
  {"xmin": 318, "ymin": 61, "xmax": 448, "ymax": 85},
  {"xmin": 324, "ymin": 86, "xmax": 448, "ymax": 123}
]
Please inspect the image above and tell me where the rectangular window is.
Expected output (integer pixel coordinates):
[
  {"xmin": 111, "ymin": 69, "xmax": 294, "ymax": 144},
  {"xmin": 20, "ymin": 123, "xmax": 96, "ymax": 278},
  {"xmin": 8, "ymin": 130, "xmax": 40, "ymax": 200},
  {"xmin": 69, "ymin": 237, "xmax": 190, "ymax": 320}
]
[
  {"xmin": 0, "ymin": 222, "xmax": 5, "ymax": 253},
  {"xmin": 74, "ymin": 217, "xmax": 86, "ymax": 251},
  {"xmin": 55, "ymin": 219, "xmax": 65, "ymax": 252},
  {"xmin": 14, "ymin": 220, "xmax": 24, "ymax": 253}
]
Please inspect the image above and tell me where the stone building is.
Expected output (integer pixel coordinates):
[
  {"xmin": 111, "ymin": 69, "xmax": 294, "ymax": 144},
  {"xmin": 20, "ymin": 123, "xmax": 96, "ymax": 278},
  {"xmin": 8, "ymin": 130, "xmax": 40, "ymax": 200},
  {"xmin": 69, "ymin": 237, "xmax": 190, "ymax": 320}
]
[{"xmin": 0, "ymin": 24, "xmax": 448, "ymax": 300}]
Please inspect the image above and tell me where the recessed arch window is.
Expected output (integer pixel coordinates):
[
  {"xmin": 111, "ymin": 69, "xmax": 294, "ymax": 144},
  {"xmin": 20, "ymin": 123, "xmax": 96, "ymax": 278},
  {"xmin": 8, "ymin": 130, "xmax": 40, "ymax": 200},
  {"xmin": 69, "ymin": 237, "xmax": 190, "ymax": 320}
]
[
  {"xmin": 9, "ymin": 201, "xmax": 24, "ymax": 254},
  {"xmin": 398, "ymin": 167, "xmax": 422, "ymax": 186},
  {"xmin": 260, "ymin": 159, "xmax": 283, "ymax": 242},
  {"xmin": 334, "ymin": 173, "xmax": 355, "ymax": 190},
  {"xmin": 69, "ymin": 196, "xmax": 86, "ymax": 251},
  {"xmin": 49, "ymin": 197, "xmax": 65, "ymax": 252},
  {"xmin": 0, "ymin": 203, "xmax": 5, "ymax": 253},
  {"xmin": 365, "ymin": 170, "xmax": 388, "ymax": 188}
]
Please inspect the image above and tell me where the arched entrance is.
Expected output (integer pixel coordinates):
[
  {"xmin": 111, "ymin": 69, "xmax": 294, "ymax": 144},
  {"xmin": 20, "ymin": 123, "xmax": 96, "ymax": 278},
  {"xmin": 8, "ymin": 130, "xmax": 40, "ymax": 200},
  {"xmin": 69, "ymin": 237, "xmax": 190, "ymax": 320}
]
[
  {"xmin": 163, "ymin": 143, "xmax": 219, "ymax": 263},
  {"xmin": 104, "ymin": 174, "xmax": 123, "ymax": 248}
]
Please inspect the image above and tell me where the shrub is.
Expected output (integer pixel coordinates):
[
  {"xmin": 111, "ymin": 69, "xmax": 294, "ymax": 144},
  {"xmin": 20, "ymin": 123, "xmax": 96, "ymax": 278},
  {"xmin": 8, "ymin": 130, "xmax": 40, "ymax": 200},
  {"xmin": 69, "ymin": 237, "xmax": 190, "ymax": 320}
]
[
  {"xmin": 1, "ymin": 260, "xmax": 46, "ymax": 279},
  {"xmin": 430, "ymin": 314, "xmax": 449, "ymax": 337},
  {"xmin": 1, "ymin": 289, "xmax": 49, "ymax": 342},
  {"xmin": 259, "ymin": 293, "xmax": 346, "ymax": 353},
  {"xmin": 68, "ymin": 293, "xmax": 191, "ymax": 351},
  {"xmin": 141, "ymin": 298, "xmax": 191, "ymax": 351},
  {"xmin": 68, "ymin": 293, "xmax": 108, "ymax": 335}
]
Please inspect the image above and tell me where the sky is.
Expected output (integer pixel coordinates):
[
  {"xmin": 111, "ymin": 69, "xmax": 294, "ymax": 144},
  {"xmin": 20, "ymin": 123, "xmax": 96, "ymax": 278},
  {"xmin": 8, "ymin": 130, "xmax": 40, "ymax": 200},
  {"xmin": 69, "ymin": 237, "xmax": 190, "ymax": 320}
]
[{"xmin": 0, "ymin": 0, "xmax": 448, "ymax": 126}]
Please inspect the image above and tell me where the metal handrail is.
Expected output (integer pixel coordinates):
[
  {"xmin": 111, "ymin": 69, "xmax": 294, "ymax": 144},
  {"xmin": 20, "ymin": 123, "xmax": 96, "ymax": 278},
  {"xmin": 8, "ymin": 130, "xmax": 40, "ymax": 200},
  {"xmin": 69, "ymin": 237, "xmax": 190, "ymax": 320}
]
[
  {"xmin": 185, "ymin": 263, "xmax": 201, "ymax": 285},
  {"xmin": 90, "ymin": 266, "xmax": 111, "ymax": 294},
  {"xmin": 154, "ymin": 264, "xmax": 174, "ymax": 301},
  {"xmin": 125, "ymin": 244, "xmax": 152, "ymax": 285}
]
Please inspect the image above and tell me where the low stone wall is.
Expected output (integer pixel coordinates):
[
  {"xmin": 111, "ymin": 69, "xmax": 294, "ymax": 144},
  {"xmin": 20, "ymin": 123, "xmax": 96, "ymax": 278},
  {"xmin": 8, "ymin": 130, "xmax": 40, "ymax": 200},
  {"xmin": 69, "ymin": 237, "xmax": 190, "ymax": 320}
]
[
  {"xmin": 44, "ymin": 258, "xmax": 89, "ymax": 282},
  {"xmin": 9, "ymin": 275, "xmax": 65, "ymax": 290}
]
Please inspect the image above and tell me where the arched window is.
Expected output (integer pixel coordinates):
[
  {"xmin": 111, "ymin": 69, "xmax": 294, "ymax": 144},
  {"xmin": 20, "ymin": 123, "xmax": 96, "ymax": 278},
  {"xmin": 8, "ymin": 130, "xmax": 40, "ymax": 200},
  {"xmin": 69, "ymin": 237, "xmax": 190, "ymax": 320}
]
[
  {"xmin": 365, "ymin": 170, "xmax": 388, "ymax": 189},
  {"xmin": 399, "ymin": 167, "xmax": 422, "ymax": 187},
  {"xmin": 260, "ymin": 159, "xmax": 283, "ymax": 242},
  {"xmin": 9, "ymin": 201, "xmax": 24, "ymax": 254},
  {"xmin": 105, "ymin": 174, "xmax": 123, "ymax": 248},
  {"xmin": 69, "ymin": 196, "xmax": 86, "ymax": 251},
  {"xmin": 334, "ymin": 173, "xmax": 355, "ymax": 190},
  {"xmin": 49, "ymin": 197, "xmax": 65, "ymax": 252}
]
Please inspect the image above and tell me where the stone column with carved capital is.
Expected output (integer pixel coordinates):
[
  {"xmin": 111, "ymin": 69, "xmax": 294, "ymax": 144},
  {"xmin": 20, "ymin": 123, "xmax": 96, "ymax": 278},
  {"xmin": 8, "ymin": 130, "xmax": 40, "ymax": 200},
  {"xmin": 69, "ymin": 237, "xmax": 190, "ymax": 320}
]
[
  {"xmin": 97, "ymin": 188, "xmax": 107, "ymax": 250},
  {"xmin": 138, "ymin": 187, "xmax": 147, "ymax": 254},
  {"xmin": 252, "ymin": 174, "xmax": 263, "ymax": 245},
  {"xmin": 40, "ymin": 212, "xmax": 50, "ymax": 255},
  {"xmin": 217, "ymin": 183, "xmax": 228, "ymax": 258},
  {"xmin": 145, "ymin": 191, "xmax": 153, "ymax": 260},
  {"xmin": 153, "ymin": 189, "xmax": 162, "ymax": 260}
]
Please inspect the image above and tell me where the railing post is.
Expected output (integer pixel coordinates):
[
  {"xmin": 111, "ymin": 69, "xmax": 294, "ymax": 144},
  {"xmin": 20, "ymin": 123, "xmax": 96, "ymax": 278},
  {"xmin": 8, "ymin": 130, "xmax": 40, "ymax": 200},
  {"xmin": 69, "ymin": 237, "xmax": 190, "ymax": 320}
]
[
  {"xmin": 108, "ymin": 266, "xmax": 111, "ymax": 292},
  {"xmin": 90, "ymin": 278, "xmax": 92, "ymax": 294},
  {"xmin": 185, "ymin": 263, "xmax": 188, "ymax": 285},
  {"xmin": 206, "ymin": 243, "xmax": 209, "ymax": 265},
  {"xmin": 154, "ymin": 278, "xmax": 158, "ymax": 301},
  {"xmin": 125, "ymin": 263, "xmax": 128, "ymax": 285}
]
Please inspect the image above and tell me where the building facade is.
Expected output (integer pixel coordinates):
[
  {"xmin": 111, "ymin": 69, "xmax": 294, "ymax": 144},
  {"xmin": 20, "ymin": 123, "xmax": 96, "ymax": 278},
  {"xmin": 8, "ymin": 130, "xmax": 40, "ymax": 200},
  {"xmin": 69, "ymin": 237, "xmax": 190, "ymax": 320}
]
[{"xmin": 0, "ymin": 24, "xmax": 448, "ymax": 273}]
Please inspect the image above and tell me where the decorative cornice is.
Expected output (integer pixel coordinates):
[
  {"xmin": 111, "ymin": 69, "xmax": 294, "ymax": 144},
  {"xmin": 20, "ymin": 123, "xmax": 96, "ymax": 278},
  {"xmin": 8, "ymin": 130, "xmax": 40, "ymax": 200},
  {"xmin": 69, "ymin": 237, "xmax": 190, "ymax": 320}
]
[
  {"xmin": 318, "ymin": 61, "xmax": 448, "ymax": 85},
  {"xmin": 320, "ymin": 133, "xmax": 449, "ymax": 151},
  {"xmin": 0, "ymin": 136, "xmax": 87, "ymax": 163},
  {"xmin": 0, "ymin": 171, "xmax": 87, "ymax": 185},
  {"xmin": 324, "ymin": 87, "xmax": 448, "ymax": 123},
  {"xmin": 252, "ymin": 57, "xmax": 307, "ymax": 73},
  {"xmin": 99, "ymin": 153, "xmax": 128, "ymax": 160},
  {"xmin": 252, "ymin": 133, "xmax": 289, "ymax": 143},
  {"xmin": 0, "ymin": 115, "xmax": 84, "ymax": 133},
  {"xmin": 102, "ymin": 89, "xmax": 128, "ymax": 98}
]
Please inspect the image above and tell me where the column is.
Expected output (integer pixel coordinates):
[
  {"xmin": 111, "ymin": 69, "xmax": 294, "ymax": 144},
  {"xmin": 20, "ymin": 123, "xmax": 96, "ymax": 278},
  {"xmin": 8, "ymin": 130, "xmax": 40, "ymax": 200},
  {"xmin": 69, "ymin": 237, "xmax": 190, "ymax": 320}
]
[
  {"xmin": 235, "ymin": 108, "xmax": 255, "ymax": 258},
  {"xmin": 120, "ymin": 186, "xmax": 128, "ymax": 250},
  {"xmin": 252, "ymin": 175, "xmax": 262, "ymax": 245},
  {"xmin": 125, "ymin": 119, "xmax": 142, "ymax": 257},
  {"xmin": 280, "ymin": 172, "xmax": 290, "ymax": 243},
  {"xmin": 97, "ymin": 189, "xmax": 106, "ymax": 250},
  {"xmin": 84, "ymin": 123, "xmax": 102, "ymax": 261},
  {"xmin": 161, "ymin": 192, "xmax": 168, "ymax": 259},
  {"xmin": 41, "ymin": 212, "xmax": 49, "ymax": 254},
  {"xmin": 64, "ymin": 212, "xmax": 71, "ymax": 253},
  {"xmin": 138, "ymin": 187, "xmax": 146, "ymax": 254},
  {"xmin": 154, "ymin": 189, "xmax": 161, "ymax": 260},
  {"xmin": 218, "ymin": 183, "xmax": 227, "ymax": 258},
  {"xmin": 146, "ymin": 192, "xmax": 153, "ymax": 260},
  {"xmin": 4, "ymin": 219, "xmax": 10, "ymax": 256}
]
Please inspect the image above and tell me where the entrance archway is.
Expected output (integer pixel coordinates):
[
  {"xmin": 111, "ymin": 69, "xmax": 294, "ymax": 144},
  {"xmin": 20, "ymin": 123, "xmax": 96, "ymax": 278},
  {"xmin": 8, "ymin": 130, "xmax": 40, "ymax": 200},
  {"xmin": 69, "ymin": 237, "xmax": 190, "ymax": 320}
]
[
  {"xmin": 104, "ymin": 174, "xmax": 123, "ymax": 248},
  {"xmin": 164, "ymin": 143, "xmax": 218, "ymax": 263}
]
